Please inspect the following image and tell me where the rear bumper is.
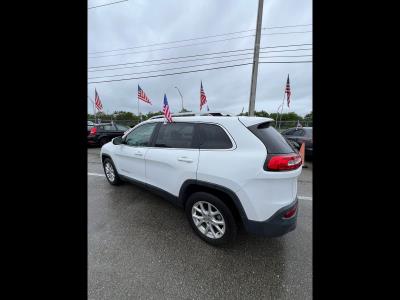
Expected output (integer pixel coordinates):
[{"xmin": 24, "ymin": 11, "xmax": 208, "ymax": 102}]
[{"xmin": 242, "ymin": 198, "xmax": 298, "ymax": 237}]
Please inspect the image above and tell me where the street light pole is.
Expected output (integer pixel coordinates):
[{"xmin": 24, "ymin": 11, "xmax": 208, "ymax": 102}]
[
  {"xmin": 174, "ymin": 86, "xmax": 184, "ymax": 112},
  {"xmin": 248, "ymin": 0, "xmax": 264, "ymax": 116}
]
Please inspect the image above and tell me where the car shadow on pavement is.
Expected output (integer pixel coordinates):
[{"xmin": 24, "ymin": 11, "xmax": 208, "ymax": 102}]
[{"xmin": 89, "ymin": 181, "xmax": 293, "ymax": 298}]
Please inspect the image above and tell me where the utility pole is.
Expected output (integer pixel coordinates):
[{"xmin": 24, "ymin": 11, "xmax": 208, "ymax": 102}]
[{"xmin": 248, "ymin": 0, "xmax": 264, "ymax": 116}]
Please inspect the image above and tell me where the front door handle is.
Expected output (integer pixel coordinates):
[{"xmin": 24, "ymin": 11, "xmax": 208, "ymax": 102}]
[
  {"xmin": 177, "ymin": 157, "xmax": 193, "ymax": 163},
  {"xmin": 134, "ymin": 151, "xmax": 143, "ymax": 157}
]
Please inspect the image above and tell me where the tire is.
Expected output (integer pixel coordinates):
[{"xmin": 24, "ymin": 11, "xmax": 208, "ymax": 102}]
[
  {"xmin": 102, "ymin": 158, "xmax": 122, "ymax": 186},
  {"xmin": 185, "ymin": 192, "xmax": 237, "ymax": 246},
  {"xmin": 99, "ymin": 137, "xmax": 109, "ymax": 146}
]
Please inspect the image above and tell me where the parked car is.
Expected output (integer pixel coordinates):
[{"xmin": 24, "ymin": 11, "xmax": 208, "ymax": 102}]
[
  {"xmin": 100, "ymin": 114, "xmax": 302, "ymax": 245},
  {"xmin": 281, "ymin": 127, "xmax": 313, "ymax": 160},
  {"xmin": 87, "ymin": 121, "xmax": 95, "ymax": 135},
  {"xmin": 88, "ymin": 123, "xmax": 130, "ymax": 146}
]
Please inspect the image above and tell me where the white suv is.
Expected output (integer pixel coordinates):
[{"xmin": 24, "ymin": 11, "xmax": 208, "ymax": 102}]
[{"xmin": 100, "ymin": 114, "xmax": 302, "ymax": 245}]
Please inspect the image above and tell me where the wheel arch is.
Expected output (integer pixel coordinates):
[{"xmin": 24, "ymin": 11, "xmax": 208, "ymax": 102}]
[
  {"xmin": 179, "ymin": 180, "xmax": 248, "ymax": 226},
  {"xmin": 101, "ymin": 153, "xmax": 111, "ymax": 163}
]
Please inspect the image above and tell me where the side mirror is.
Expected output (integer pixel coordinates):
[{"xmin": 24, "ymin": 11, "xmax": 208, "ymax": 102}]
[{"xmin": 113, "ymin": 136, "xmax": 123, "ymax": 145}]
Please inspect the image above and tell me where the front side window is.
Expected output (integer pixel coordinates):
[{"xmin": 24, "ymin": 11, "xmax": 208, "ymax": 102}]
[
  {"xmin": 125, "ymin": 123, "xmax": 157, "ymax": 147},
  {"xmin": 155, "ymin": 123, "xmax": 195, "ymax": 148}
]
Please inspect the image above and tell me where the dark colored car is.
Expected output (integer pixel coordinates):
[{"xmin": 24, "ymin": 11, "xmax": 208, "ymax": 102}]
[
  {"xmin": 281, "ymin": 127, "xmax": 313, "ymax": 160},
  {"xmin": 88, "ymin": 123, "xmax": 130, "ymax": 146},
  {"xmin": 87, "ymin": 121, "xmax": 95, "ymax": 135}
]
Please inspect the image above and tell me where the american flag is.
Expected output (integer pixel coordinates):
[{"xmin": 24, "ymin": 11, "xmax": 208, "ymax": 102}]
[
  {"xmin": 138, "ymin": 85, "xmax": 152, "ymax": 105},
  {"xmin": 95, "ymin": 89, "xmax": 103, "ymax": 112},
  {"xmin": 163, "ymin": 94, "xmax": 173, "ymax": 123},
  {"xmin": 285, "ymin": 75, "xmax": 291, "ymax": 108},
  {"xmin": 200, "ymin": 81, "xmax": 207, "ymax": 110}
]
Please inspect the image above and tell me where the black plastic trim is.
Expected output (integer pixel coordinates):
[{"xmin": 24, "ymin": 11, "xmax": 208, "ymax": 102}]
[
  {"xmin": 244, "ymin": 198, "xmax": 298, "ymax": 237},
  {"xmin": 179, "ymin": 179, "xmax": 248, "ymax": 220}
]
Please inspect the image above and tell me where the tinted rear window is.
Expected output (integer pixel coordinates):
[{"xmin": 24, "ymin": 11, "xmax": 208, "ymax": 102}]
[
  {"xmin": 248, "ymin": 122, "xmax": 295, "ymax": 154},
  {"xmin": 197, "ymin": 123, "xmax": 233, "ymax": 149},
  {"xmin": 155, "ymin": 122, "xmax": 195, "ymax": 148}
]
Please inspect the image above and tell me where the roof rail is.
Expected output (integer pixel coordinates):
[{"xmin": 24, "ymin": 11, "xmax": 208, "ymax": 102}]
[
  {"xmin": 149, "ymin": 112, "xmax": 196, "ymax": 120},
  {"xmin": 148, "ymin": 111, "xmax": 233, "ymax": 120}
]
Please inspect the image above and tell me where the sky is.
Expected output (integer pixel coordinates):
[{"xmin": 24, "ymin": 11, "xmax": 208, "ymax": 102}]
[{"xmin": 88, "ymin": 0, "xmax": 312, "ymax": 117}]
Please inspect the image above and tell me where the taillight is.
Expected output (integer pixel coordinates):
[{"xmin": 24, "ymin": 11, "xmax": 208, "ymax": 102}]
[
  {"xmin": 89, "ymin": 127, "xmax": 97, "ymax": 135},
  {"xmin": 282, "ymin": 203, "xmax": 298, "ymax": 219},
  {"xmin": 266, "ymin": 153, "xmax": 302, "ymax": 171}
]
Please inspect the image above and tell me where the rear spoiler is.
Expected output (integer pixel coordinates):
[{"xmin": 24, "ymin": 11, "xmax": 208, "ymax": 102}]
[{"xmin": 237, "ymin": 116, "xmax": 274, "ymax": 127}]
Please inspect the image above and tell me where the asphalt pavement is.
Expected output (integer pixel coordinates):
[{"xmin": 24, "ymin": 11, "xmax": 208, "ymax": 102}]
[{"xmin": 88, "ymin": 147, "xmax": 312, "ymax": 299}]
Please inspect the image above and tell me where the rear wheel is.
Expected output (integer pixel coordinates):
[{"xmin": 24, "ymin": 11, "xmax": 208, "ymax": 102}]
[
  {"xmin": 185, "ymin": 192, "xmax": 237, "ymax": 246},
  {"xmin": 103, "ymin": 158, "xmax": 122, "ymax": 185}
]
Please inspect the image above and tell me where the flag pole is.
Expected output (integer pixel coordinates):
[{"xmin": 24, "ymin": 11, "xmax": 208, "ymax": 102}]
[
  {"xmin": 137, "ymin": 97, "xmax": 140, "ymax": 123},
  {"xmin": 277, "ymin": 90, "xmax": 286, "ymax": 129},
  {"xmin": 94, "ymin": 100, "xmax": 97, "ymax": 123}
]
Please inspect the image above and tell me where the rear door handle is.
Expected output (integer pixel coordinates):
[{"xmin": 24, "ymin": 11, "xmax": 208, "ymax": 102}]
[
  {"xmin": 177, "ymin": 157, "xmax": 193, "ymax": 163},
  {"xmin": 134, "ymin": 151, "xmax": 143, "ymax": 157}
]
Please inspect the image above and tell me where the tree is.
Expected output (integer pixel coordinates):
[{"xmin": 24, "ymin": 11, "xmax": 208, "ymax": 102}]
[
  {"xmin": 304, "ymin": 111, "xmax": 313, "ymax": 120},
  {"xmin": 255, "ymin": 110, "xmax": 269, "ymax": 118}
]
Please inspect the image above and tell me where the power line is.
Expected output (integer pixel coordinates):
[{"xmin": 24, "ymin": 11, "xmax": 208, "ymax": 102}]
[
  {"xmin": 88, "ymin": 46, "xmax": 312, "ymax": 72},
  {"xmin": 88, "ymin": 43, "xmax": 312, "ymax": 69},
  {"xmin": 88, "ymin": 47, "xmax": 312, "ymax": 72},
  {"xmin": 88, "ymin": 31, "xmax": 312, "ymax": 59},
  {"xmin": 88, "ymin": 24, "xmax": 312, "ymax": 54},
  {"xmin": 88, "ymin": 0, "xmax": 128, "ymax": 10},
  {"xmin": 88, "ymin": 51, "xmax": 312, "ymax": 73},
  {"xmin": 89, "ymin": 58, "xmax": 255, "ymax": 79},
  {"xmin": 88, "ymin": 55, "xmax": 312, "ymax": 78},
  {"xmin": 89, "ymin": 52, "xmax": 254, "ymax": 72},
  {"xmin": 88, "ymin": 61, "xmax": 312, "ymax": 84}
]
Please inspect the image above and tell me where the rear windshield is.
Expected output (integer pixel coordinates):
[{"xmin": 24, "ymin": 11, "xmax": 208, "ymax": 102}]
[{"xmin": 248, "ymin": 122, "xmax": 295, "ymax": 154}]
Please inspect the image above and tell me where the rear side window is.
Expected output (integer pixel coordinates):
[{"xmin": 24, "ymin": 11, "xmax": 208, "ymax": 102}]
[
  {"xmin": 248, "ymin": 122, "xmax": 295, "ymax": 154},
  {"xmin": 103, "ymin": 124, "xmax": 116, "ymax": 131},
  {"xmin": 155, "ymin": 123, "xmax": 195, "ymax": 148},
  {"xmin": 197, "ymin": 123, "xmax": 233, "ymax": 149}
]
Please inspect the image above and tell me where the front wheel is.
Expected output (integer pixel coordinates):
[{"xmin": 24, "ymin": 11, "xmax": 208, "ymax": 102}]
[
  {"xmin": 103, "ymin": 158, "xmax": 122, "ymax": 185},
  {"xmin": 185, "ymin": 192, "xmax": 237, "ymax": 246}
]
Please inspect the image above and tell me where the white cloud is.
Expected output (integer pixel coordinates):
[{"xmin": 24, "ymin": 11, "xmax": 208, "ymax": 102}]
[{"xmin": 88, "ymin": 0, "xmax": 312, "ymax": 116}]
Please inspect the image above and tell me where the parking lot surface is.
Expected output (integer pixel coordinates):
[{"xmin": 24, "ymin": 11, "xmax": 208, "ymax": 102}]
[{"xmin": 88, "ymin": 148, "xmax": 312, "ymax": 299}]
